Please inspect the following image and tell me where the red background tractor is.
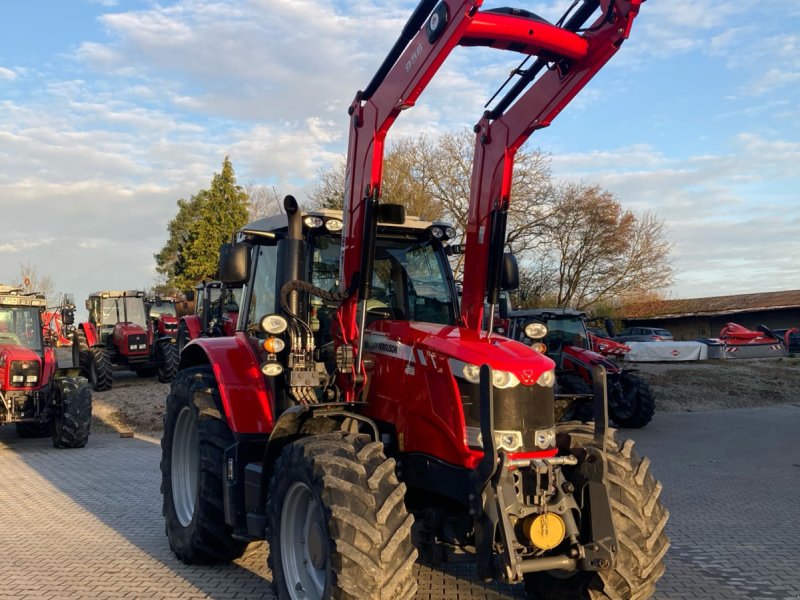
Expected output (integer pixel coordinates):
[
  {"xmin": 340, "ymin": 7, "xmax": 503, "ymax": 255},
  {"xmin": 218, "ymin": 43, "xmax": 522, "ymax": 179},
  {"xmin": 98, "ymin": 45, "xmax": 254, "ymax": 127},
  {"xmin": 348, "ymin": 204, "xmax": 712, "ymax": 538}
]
[
  {"xmin": 0, "ymin": 285, "xmax": 92, "ymax": 447},
  {"xmin": 72, "ymin": 290, "xmax": 178, "ymax": 391}
]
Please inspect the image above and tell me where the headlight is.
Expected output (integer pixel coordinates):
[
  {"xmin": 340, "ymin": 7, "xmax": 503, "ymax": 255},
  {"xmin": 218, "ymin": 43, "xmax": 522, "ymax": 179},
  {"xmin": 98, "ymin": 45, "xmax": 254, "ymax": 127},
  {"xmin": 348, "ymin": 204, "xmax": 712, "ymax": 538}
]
[
  {"xmin": 536, "ymin": 370, "xmax": 555, "ymax": 387},
  {"xmin": 430, "ymin": 226, "xmax": 444, "ymax": 239},
  {"xmin": 261, "ymin": 362, "xmax": 284, "ymax": 376},
  {"xmin": 457, "ymin": 360, "xmax": 519, "ymax": 388},
  {"xmin": 492, "ymin": 370, "xmax": 520, "ymax": 389},
  {"xmin": 325, "ymin": 218, "xmax": 343, "ymax": 232},
  {"xmin": 524, "ymin": 322, "xmax": 548, "ymax": 339},
  {"xmin": 303, "ymin": 215, "xmax": 324, "ymax": 228},
  {"xmin": 531, "ymin": 342, "xmax": 547, "ymax": 353},
  {"xmin": 12, "ymin": 375, "xmax": 23, "ymax": 383},
  {"xmin": 260, "ymin": 314, "xmax": 288, "ymax": 335},
  {"xmin": 462, "ymin": 363, "xmax": 481, "ymax": 383}
]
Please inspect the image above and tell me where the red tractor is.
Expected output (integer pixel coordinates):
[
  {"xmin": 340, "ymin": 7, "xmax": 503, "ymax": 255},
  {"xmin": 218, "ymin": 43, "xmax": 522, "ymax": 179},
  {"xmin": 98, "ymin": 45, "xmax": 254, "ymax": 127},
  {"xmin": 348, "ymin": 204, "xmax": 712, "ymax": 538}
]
[
  {"xmin": 176, "ymin": 281, "xmax": 241, "ymax": 352},
  {"xmin": 147, "ymin": 297, "xmax": 180, "ymax": 339},
  {"xmin": 506, "ymin": 308, "xmax": 656, "ymax": 428},
  {"xmin": 73, "ymin": 290, "xmax": 179, "ymax": 391},
  {"xmin": 161, "ymin": 2, "xmax": 667, "ymax": 599},
  {"xmin": 0, "ymin": 285, "xmax": 92, "ymax": 447}
]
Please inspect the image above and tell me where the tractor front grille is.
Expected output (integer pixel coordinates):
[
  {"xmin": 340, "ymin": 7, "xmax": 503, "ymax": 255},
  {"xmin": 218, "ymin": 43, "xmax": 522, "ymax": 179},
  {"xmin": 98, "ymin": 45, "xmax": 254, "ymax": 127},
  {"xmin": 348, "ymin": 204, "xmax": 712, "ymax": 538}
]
[
  {"xmin": 9, "ymin": 360, "xmax": 41, "ymax": 388},
  {"xmin": 127, "ymin": 333, "xmax": 148, "ymax": 353}
]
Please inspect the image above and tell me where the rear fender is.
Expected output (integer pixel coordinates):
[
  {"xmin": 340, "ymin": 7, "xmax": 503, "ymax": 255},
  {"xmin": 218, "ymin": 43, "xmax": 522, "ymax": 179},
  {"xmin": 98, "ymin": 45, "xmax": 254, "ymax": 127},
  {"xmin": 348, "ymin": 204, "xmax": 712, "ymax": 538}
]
[
  {"xmin": 178, "ymin": 332, "xmax": 274, "ymax": 434},
  {"xmin": 182, "ymin": 315, "xmax": 202, "ymax": 341},
  {"xmin": 80, "ymin": 323, "xmax": 99, "ymax": 347}
]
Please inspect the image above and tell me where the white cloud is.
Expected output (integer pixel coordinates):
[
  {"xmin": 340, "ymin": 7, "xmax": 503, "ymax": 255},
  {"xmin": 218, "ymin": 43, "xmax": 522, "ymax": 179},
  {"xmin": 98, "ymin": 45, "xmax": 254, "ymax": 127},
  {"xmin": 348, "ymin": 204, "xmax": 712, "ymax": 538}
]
[{"xmin": 0, "ymin": 67, "xmax": 17, "ymax": 80}]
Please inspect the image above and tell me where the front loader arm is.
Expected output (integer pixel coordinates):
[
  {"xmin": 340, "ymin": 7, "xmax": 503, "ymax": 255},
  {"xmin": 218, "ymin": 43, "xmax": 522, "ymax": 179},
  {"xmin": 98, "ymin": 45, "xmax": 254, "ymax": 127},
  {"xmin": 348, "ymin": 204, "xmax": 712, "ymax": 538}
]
[
  {"xmin": 338, "ymin": 0, "xmax": 483, "ymax": 396},
  {"xmin": 460, "ymin": 0, "xmax": 642, "ymax": 331},
  {"xmin": 337, "ymin": 0, "xmax": 642, "ymax": 395}
]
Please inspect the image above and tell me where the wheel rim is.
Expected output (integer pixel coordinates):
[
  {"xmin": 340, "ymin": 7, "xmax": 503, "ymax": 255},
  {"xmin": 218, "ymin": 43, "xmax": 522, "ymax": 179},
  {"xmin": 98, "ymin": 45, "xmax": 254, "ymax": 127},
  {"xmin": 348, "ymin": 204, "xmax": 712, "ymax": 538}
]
[
  {"xmin": 281, "ymin": 481, "xmax": 328, "ymax": 600},
  {"xmin": 171, "ymin": 405, "xmax": 200, "ymax": 527}
]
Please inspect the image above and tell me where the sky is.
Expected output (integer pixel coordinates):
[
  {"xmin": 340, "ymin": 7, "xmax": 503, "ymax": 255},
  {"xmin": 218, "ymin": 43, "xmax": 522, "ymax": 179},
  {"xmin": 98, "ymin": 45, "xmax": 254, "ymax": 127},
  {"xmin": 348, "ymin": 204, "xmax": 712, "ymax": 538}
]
[{"xmin": 1, "ymin": 0, "xmax": 799, "ymax": 313}]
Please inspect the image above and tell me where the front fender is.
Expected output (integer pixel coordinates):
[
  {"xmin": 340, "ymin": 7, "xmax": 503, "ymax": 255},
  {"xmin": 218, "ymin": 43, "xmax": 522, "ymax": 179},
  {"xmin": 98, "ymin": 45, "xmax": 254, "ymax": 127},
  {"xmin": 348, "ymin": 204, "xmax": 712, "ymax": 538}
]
[
  {"xmin": 179, "ymin": 332, "xmax": 275, "ymax": 434},
  {"xmin": 80, "ymin": 322, "xmax": 99, "ymax": 347}
]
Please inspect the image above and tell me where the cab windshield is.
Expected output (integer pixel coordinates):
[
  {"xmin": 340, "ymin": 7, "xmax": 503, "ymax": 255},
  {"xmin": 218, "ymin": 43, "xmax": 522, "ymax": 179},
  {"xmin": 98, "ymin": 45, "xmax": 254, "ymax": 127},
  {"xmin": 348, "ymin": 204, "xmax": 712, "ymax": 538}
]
[
  {"xmin": 0, "ymin": 307, "xmax": 43, "ymax": 351},
  {"xmin": 100, "ymin": 297, "xmax": 147, "ymax": 327},
  {"xmin": 310, "ymin": 234, "xmax": 457, "ymax": 326},
  {"xmin": 543, "ymin": 316, "xmax": 589, "ymax": 353},
  {"xmin": 149, "ymin": 303, "xmax": 177, "ymax": 319}
]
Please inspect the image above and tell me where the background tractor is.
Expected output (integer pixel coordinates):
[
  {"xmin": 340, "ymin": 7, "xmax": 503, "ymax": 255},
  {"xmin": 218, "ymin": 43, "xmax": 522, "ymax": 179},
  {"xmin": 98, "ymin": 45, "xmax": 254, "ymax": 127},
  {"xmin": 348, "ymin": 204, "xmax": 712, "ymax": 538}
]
[
  {"xmin": 161, "ymin": 2, "xmax": 667, "ymax": 599},
  {"xmin": 176, "ymin": 280, "xmax": 241, "ymax": 352},
  {"xmin": 506, "ymin": 307, "xmax": 656, "ymax": 428},
  {"xmin": 146, "ymin": 296, "xmax": 180, "ymax": 339},
  {"xmin": 0, "ymin": 285, "xmax": 92, "ymax": 447},
  {"xmin": 73, "ymin": 290, "xmax": 178, "ymax": 391}
]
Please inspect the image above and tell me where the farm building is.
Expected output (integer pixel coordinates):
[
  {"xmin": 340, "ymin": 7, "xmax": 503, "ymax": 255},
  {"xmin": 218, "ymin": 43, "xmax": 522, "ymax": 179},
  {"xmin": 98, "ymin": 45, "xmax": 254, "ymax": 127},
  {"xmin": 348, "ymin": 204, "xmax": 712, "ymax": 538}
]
[{"xmin": 619, "ymin": 290, "xmax": 800, "ymax": 341}]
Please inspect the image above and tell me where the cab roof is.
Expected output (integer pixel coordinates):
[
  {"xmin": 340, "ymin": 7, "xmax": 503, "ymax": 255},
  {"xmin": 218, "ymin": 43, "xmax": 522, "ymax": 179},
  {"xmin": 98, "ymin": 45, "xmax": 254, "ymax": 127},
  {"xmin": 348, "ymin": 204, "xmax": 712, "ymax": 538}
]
[
  {"xmin": 0, "ymin": 285, "xmax": 46, "ymax": 308},
  {"xmin": 240, "ymin": 208, "xmax": 446, "ymax": 236},
  {"xmin": 89, "ymin": 290, "xmax": 145, "ymax": 298}
]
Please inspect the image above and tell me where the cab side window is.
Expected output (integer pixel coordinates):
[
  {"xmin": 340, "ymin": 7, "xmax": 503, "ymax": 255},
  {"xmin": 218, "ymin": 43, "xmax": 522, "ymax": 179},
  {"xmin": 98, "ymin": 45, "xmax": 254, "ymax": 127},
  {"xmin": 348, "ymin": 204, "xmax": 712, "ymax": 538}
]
[{"xmin": 247, "ymin": 245, "xmax": 279, "ymax": 334}]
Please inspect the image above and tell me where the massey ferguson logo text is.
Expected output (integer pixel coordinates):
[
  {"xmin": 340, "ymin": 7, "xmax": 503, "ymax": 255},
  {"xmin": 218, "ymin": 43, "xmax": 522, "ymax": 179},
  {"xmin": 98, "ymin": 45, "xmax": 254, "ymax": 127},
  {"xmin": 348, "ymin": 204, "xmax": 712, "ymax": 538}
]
[{"xmin": 365, "ymin": 341, "xmax": 398, "ymax": 355}]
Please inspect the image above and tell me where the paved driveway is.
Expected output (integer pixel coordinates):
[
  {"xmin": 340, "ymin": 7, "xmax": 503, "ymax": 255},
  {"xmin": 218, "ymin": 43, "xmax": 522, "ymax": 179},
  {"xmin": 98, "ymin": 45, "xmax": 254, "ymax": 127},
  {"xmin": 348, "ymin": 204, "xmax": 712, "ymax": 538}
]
[{"xmin": 2, "ymin": 405, "xmax": 799, "ymax": 600}]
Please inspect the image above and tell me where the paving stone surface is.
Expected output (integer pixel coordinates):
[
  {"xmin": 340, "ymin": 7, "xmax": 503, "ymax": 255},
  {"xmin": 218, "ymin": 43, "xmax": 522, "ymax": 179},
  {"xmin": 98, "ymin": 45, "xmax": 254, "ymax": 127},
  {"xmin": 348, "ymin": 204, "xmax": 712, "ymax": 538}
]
[{"xmin": 1, "ymin": 404, "xmax": 799, "ymax": 599}]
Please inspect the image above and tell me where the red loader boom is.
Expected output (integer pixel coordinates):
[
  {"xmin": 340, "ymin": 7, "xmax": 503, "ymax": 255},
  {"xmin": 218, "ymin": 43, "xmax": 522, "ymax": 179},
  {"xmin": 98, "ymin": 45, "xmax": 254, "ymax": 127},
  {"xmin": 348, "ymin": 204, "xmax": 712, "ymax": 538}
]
[{"xmin": 338, "ymin": 0, "xmax": 642, "ymax": 398}]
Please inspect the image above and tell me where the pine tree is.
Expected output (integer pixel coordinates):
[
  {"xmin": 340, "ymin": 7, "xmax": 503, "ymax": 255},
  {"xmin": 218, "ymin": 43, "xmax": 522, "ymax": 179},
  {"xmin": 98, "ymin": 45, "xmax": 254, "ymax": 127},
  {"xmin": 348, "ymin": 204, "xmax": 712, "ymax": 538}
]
[{"xmin": 155, "ymin": 157, "xmax": 250, "ymax": 290}]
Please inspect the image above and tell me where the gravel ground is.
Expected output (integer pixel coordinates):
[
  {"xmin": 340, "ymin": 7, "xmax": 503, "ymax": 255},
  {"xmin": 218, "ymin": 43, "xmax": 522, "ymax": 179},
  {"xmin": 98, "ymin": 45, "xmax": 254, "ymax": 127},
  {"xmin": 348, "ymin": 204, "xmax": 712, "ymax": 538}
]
[{"xmin": 63, "ymin": 347, "xmax": 800, "ymax": 435}]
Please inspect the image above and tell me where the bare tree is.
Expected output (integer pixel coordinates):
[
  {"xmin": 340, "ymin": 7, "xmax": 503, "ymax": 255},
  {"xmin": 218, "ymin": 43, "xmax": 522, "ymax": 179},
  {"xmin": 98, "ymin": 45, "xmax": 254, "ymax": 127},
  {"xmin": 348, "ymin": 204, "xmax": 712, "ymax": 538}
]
[
  {"xmin": 541, "ymin": 183, "xmax": 673, "ymax": 310},
  {"xmin": 15, "ymin": 261, "xmax": 55, "ymax": 304},
  {"xmin": 245, "ymin": 183, "xmax": 285, "ymax": 220}
]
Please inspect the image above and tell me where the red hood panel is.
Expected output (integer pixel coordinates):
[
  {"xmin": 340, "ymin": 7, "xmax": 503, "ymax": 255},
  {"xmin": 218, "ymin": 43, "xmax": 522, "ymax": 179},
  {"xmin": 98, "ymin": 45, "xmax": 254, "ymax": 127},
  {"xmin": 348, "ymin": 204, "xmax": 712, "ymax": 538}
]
[
  {"xmin": 366, "ymin": 320, "xmax": 554, "ymax": 383},
  {"xmin": 0, "ymin": 342, "xmax": 41, "ymax": 362}
]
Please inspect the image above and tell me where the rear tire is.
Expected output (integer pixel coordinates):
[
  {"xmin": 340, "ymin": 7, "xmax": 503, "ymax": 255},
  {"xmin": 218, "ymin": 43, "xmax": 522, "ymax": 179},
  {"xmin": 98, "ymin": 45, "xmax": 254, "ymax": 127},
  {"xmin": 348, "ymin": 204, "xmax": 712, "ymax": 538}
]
[
  {"xmin": 157, "ymin": 340, "xmax": 179, "ymax": 383},
  {"xmin": 52, "ymin": 377, "xmax": 92, "ymax": 448},
  {"xmin": 267, "ymin": 433, "xmax": 418, "ymax": 600},
  {"xmin": 72, "ymin": 330, "xmax": 90, "ymax": 373},
  {"xmin": 88, "ymin": 347, "xmax": 113, "ymax": 391},
  {"xmin": 609, "ymin": 373, "xmax": 655, "ymax": 429},
  {"xmin": 161, "ymin": 367, "xmax": 247, "ymax": 564},
  {"xmin": 524, "ymin": 423, "xmax": 669, "ymax": 600}
]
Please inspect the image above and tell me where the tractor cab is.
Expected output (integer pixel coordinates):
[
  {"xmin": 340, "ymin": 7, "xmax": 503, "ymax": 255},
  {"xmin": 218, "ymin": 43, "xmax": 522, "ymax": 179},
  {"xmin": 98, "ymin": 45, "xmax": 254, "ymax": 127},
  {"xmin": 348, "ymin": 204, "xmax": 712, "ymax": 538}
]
[
  {"xmin": 219, "ymin": 207, "xmax": 462, "ymax": 410},
  {"xmin": 147, "ymin": 297, "xmax": 179, "ymax": 337},
  {"xmin": 0, "ymin": 289, "xmax": 46, "ymax": 358},
  {"xmin": 86, "ymin": 291, "xmax": 150, "ymax": 348}
]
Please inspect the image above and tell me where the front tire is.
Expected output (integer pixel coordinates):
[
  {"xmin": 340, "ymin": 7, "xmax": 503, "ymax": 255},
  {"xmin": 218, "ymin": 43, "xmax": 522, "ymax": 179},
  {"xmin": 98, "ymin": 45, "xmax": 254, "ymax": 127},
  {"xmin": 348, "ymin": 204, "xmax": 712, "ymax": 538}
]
[
  {"xmin": 88, "ymin": 347, "xmax": 113, "ymax": 391},
  {"xmin": 160, "ymin": 367, "xmax": 247, "ymax": 564},
  {"xmin": 52, "ymin": 377, "xmax": 92, "ymax": 448},
  {"xmin": 524, "ymin": 423, "xmax": 669, "ymax": 600},
  {"xmin": 556, "ymin": 371, "xmax": 594, "ymax": 423},
  {"xmin": 609, "ymin": 373, "xmax": 655, "ymax": 429},
  {"xmin": 157, "ymin": 340, "xmax": 179, "ymax": 383},
  {"xmin": 72, "ymin": 330, "xmax": 90, "ymax": 374},
  {"xmin": 267, "ymin": 433, "xmax": 418, "ymax": 600}
]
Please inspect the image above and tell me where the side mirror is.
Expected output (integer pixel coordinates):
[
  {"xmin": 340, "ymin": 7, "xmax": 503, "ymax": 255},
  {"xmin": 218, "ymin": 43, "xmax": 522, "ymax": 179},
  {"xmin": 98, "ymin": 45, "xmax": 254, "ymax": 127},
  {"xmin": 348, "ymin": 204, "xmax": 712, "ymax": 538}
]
[
  {"xmin": 62, "ymin": 309, "xmax": 75, "ymax": 326},
  {"xmin": 185, "ymin": 290, "xmax": 196, "ymax": 302},
  {"xmin": 219, "ymin": 242, "xmax": 250, "ymax": 285},
  {"xmin": 500, "ymin": 253, "xmax": 519, "ymax": 291}
]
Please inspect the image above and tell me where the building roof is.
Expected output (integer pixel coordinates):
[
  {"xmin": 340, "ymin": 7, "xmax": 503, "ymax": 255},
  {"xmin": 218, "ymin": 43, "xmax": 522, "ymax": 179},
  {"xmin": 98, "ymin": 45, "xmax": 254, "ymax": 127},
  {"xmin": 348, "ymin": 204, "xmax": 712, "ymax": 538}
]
[{"xmin": 621, "ymin": 290, "xmax": 800, "ymax": 320}]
